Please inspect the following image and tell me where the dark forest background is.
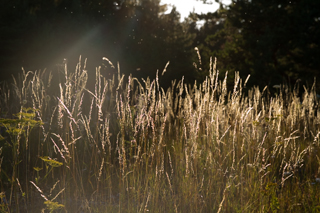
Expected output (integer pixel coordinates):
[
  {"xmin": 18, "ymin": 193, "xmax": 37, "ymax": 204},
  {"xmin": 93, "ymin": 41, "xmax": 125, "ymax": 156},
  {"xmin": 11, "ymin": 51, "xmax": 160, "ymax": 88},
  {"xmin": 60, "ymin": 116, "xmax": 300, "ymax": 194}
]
[{"xmin": 1, "ymin": 0, "xmax": 319, "ymax": 91}]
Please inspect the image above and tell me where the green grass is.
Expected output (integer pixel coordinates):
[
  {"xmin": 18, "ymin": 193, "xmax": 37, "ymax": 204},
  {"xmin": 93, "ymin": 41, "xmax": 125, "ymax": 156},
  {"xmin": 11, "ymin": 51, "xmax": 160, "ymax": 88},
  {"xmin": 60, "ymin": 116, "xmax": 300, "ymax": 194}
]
[{"xmin": 0, "ymin": 56, "xmax": 320, "ymax": 212}]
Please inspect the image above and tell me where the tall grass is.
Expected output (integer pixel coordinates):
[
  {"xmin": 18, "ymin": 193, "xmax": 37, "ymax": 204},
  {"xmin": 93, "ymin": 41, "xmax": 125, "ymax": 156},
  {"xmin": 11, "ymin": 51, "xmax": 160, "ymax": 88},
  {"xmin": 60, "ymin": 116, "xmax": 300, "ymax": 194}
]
[{"xmin": 0, "ymin": 56, "xmax": 320, "ymax": 212}]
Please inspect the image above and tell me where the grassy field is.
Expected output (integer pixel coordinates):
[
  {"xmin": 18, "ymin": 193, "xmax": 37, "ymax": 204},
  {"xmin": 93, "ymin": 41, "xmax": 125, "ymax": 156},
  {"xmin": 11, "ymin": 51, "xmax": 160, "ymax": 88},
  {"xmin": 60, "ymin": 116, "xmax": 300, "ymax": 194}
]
[{"xmin": 0, "ymin": 57, "xmax": 320, "ymax": 212}]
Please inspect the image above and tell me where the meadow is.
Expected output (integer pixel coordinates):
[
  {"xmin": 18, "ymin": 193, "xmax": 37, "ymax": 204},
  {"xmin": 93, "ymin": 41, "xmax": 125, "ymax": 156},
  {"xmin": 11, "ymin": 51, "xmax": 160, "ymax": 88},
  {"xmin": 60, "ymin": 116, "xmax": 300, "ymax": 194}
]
[{"xmin": 0, "ymin": 57, "xmax": 320, "ymax": 212}]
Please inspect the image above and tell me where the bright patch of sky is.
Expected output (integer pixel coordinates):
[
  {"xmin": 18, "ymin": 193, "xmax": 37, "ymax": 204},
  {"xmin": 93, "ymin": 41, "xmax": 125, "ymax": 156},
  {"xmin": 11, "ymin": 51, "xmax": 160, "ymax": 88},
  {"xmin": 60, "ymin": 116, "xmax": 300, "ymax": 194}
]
[
  {"xmin": 160, "ymin": 0, "xmax": 232, "ymax": 27},
  {"xmin": 160, "ymin": 0, "xmax": 219, "ymax": 22}
]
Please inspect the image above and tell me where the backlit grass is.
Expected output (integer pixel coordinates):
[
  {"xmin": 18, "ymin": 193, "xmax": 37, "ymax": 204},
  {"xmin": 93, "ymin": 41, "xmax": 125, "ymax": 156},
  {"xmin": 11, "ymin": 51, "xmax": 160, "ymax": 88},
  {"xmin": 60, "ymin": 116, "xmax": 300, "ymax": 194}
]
[{"xmin": 0, "ymin": 57, "xmax": 320, "ymax": 212}]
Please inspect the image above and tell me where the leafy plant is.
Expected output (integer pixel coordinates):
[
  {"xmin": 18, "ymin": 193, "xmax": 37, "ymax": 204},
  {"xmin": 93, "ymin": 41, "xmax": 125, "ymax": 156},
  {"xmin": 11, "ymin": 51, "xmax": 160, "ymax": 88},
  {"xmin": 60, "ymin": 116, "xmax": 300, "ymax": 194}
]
[{"xmin": 0, "ymin": 107, "xmax": 43, "ymax": 207}]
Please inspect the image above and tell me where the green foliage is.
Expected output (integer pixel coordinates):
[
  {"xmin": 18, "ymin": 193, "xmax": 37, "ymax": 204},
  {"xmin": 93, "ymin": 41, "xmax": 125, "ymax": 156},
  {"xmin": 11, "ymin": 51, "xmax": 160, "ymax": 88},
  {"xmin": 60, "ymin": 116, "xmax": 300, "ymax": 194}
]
[
  {"xmin": 0, "ymin": 108, "xmax": 43, "ymax": 137},
  {"xmin": 0, "ymin": 192, "xmax": 9, "ymax": 213},
  {"xmin": 34, "ymin": 156, "xmax": 63, "ymax": 183},
  {"xmin": 0, "ymin": 107, "xmax": 43, "ymax": 209},
  {"xmin": 39, "ymin": 156, "xmax": 63, "ymax": 168},
  {"xmin": 44, "ymin": 200, "xmax": 65, "ymax": 213},
  {"xmin": 262, "ymin": 181, "xmax": 280, "ymax": 212}
]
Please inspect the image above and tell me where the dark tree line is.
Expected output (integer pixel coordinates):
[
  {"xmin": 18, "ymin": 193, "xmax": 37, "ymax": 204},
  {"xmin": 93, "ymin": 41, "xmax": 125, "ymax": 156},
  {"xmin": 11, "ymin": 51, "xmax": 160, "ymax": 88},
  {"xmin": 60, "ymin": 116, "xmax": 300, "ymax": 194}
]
[
  {"xmin": 197, "ymin": 0, "xmax": 320, "ymax": 90},
  {"xmin": 0, "ymin": 0, "xmax": 198, "ymax": 88},
  {"xmin": 1, "ymin": 0, "xmax": 319, "ymax": 90}
]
